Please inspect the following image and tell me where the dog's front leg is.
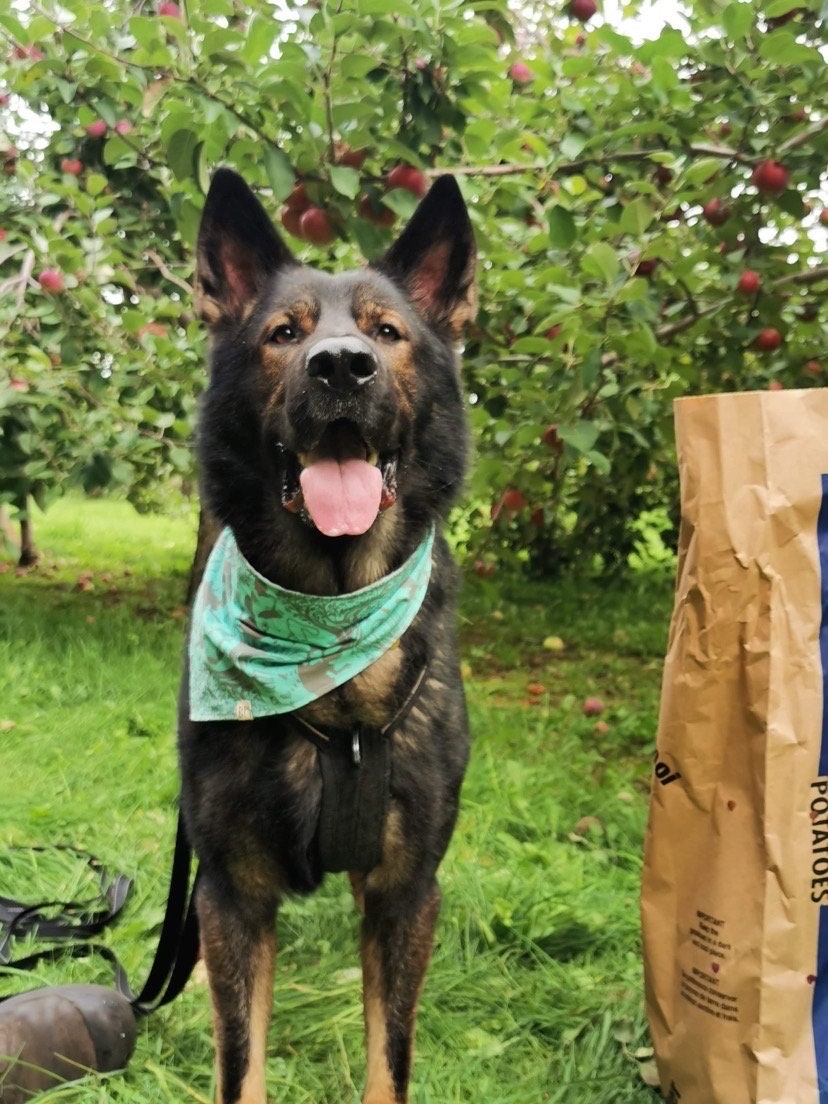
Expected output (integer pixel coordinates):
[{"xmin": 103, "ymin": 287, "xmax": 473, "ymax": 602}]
[
  {"xmin": 359, "ymin": 878, "xmax": 441, "ymax": 1104},
  {"xmin": 197, "ymin": 879, "xmax": 277, "ymax": 1104}
]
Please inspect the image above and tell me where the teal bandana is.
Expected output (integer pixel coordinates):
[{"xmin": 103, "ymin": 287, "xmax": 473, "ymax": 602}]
[{"xmin": 188, "ymin": 526, "xmax": 435, "ymax": 722}]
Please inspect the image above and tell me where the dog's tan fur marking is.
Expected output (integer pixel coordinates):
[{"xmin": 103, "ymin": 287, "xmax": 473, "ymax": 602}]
[
  {"xmin": 233, "ymin": 929, "xmax": 275, "ymax": 1104},
  {"xmin": 361, "ymin": 941, "xmax": 397, "ymax": 1104}
]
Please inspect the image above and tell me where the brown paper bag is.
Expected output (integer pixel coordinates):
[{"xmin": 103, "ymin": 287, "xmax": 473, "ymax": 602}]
[{"xmin": 641, "ymin": 389, "xmax": 828, "ymax": 1104}]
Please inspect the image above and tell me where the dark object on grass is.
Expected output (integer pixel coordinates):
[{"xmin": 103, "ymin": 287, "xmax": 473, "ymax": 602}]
[{"xmin": 0, "ymin": 985, "xmax": 136, "ymax": 1102}]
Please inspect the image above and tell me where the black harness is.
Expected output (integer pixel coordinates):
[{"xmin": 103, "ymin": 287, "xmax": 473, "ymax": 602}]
[{"xmin": 291, "ymin": 665, "xmax": 429, "ymax": 873}]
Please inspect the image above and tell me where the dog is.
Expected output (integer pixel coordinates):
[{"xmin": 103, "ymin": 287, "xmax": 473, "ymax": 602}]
[{"xmin": 178, "ymin": 167, "xmax": 477, "ymax": 1104}]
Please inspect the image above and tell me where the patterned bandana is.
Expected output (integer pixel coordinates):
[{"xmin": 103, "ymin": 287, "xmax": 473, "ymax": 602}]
[{"xmin": 188, "ymin": 526, "xmax": 435, "ymax": 722}]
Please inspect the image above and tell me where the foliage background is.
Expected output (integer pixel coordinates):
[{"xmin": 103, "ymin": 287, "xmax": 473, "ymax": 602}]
[{"xmin": 1, "ymin": 0, "xmax": 827, "ymax": 571}]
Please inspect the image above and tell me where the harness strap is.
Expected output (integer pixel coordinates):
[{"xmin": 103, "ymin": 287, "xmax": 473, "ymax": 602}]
[{"xmin": 291, "ymin": 664, "xmax": 429, "ymax": 874}]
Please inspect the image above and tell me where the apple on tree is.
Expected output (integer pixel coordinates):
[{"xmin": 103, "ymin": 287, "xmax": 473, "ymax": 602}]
[
  {"xmin": 299, "ymin": 206, "xmax": 335, "ymax": 246},
  {"xmin": 386, "ymin": 164, "xmax": 427, "ymax": 197},
  {"xmin": 751, "ymin": 160, "xmax": 790, "ymax": 196},
  {"xmin": 37, "ymin": 268, "xmax": 65, "ymax": 293},
  {"xmin": 701, "ymin": 198, "xmax": 730, "ymax": 227},
  {"xmin": 570, "ymin": 0, "xmax": 598, "ymax": 22},
  {"xmin": 754, "ymin": 327, "xmax": 783, "ymax": 351},
  {"xmin": 737, "ymin": 270, "xmax": 761, "ymax": 295},
  {"xmin": 508, "ymin": 61, "xmax": 534, "ymax": 84}
]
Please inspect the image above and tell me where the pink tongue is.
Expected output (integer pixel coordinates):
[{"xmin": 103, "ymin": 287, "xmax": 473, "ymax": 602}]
[{"xmin": 299, "ymin": 459, "xmax": 383, "ymax": 537}]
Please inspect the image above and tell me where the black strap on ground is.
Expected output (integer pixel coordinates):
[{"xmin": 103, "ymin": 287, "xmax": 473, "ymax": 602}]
[
  {"xmin": 0, "ymin": 809, "xmax": 199, "ymax": 1015},
  {"xmin": 292, "ymin": 664, "xmax": 429, "ymax": 874}
]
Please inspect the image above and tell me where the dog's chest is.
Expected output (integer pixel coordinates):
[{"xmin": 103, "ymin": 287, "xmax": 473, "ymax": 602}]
[{"xmin": 294, "ymin": 643, "xmax": 404, "ymax": 730}]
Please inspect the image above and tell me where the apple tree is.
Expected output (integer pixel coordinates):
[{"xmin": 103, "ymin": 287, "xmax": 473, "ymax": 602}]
[{"xmin": 0, "ymin": 0, "xmax": 826, "ymax": 572}]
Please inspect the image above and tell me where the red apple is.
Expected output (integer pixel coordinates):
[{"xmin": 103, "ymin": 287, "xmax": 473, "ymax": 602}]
[
  {"xmin": 333, "ymin": 143, "xmax": 367, "ymax": 169},
  {"xmin": 386, "ymin": 164, "xmax": 427, "ymax": 197},
  {"xmin": 804, "ymin": 360, "xmax": 822, "ymax": 376},
  {"xmin": 544, "ymin": 324, "xmax": 562, "ymax": 340},
  {"xmin": 583, "ymin": 696, "xmax": 605, "ymax": 716},
  {"xmin": 737, "ymin": 269, "xmax": 761, "ymax": 295},
  {"xmin": 501, "ymin": 489, "xmax": 528, "ymax": 512},
  {"xmin": 820, "ymin": 210, "xmax": 828, "ymax": 227},
  {"xmin": 541, "ymin": 424, "xmax": 564, "ymax": 454},
  {"xmin": 473, "ymin": 560, "xmax": 497, "ymax": 578},
  {"xmin": 114, "ymin": 120, "xmax": 133, "ymax": 136},
  {"xmin": 752, "ymin": 160, "xmax": 789, "ymax": 196},
  {"xmin": 158, "ymin": 1, "xmax": 182, "ymax": 16},
  {"xmin": 0, "ymin": 228, "xmax": 6, "ymax": 241},
  {"xmin": 2, "ymin": 144, "xmax": 17, "ymax": 174},
  {"xmin": 570, "ymin": 0, "xmax": 598, "ymax": 21},
  {"xmin": 0, "ymin": 93, "xmax": 8, "ymax": 106},
  {"xmin": 137, "ymin": 322, "xmax": 167, "ymax": 338},
  {"xmin": 12, "ymin": 45, "xmax": 45, "ymax": 61},
  {"xmin": 357, "ymin": 194, "xmax": 396, "ymax": 228},
  {"xmin": 768, "ymin": 379, "xmax": 785, "ymax": 390},
  {"xmin": 283, "ymin": 183, "xmax": 310, "ymax": 213},
  {"xmin": 530, "ymin": 507, "xmax": 544, "ymax": 528},
  {"xmin": 60, "ymin": 158, "xmax": 83, "ymax": 176},
  {"xmin": 702, "ymin": 198, "xmax": 731, "ymax": 227},
  {"xmin": 508, "ymin": 61, "xmax": 534, "ymax": 84},
  {"xmin": 38, "ymin": 268, "xmax": 65, "ymax": 293},
  {"xmin": 280, "ymin": 206, "xmax": 304, "ymax": 238},
  {"xmin": 9, "ymin": 378, "xmax": 28, "ymax": 392},
  {"xmin": 85, "ymin": 120, "xmax": 107, "ymax": 139},
  {"xmin": 299, "ymin": 206, "xmax": 335, "ymax": 246},
  {"xmin": 634, "ymin": 256, "xmax": 659, "ymax": 278},
  {"xmin": 754, "ymin": 327, "xmax": 783, "ymax": 351}
]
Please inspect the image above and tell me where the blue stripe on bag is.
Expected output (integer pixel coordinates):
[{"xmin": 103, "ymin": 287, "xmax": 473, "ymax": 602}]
[{"xmin": 815, "ymin": 473, "xmax": 828, "ymax": 1101}]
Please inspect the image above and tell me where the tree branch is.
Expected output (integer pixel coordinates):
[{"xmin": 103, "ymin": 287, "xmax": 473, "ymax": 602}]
[
  {"xmin": 655, "ymin": 265, "xmax": 828, "ymax": 343},
  {"xmin": 143, "ymin": 249, "xmax": 193, "ymax": 296}
]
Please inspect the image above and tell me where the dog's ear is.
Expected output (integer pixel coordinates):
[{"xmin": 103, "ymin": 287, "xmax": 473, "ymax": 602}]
[
  {"xmin": 196, "ymin": 168, "xmax": 297, "ymax": 327},
  {"xmin": 374, "ymin": 175, "xmax": 477, "ymax": 338}
]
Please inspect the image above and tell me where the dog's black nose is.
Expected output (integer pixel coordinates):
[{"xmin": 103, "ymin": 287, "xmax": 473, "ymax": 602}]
[{"xmin": 306, "ymin": 337, "xmax": 378, "ymax": 392}]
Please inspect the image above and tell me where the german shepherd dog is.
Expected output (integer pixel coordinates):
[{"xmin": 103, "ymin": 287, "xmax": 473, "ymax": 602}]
[{"xmin": 178, "ymin": 168, "xmax": 477, "ymax": 1104}]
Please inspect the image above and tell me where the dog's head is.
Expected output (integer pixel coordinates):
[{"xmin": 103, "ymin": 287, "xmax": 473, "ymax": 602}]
[{"xmin": 194, "ymin": 168, "xmax": 476, "ymax": 579}]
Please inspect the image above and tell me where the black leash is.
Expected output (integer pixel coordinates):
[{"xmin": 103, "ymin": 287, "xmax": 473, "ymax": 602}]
[{"xmin": 0, "ymin": 809, "xmax": 199, "ymax": 1014}]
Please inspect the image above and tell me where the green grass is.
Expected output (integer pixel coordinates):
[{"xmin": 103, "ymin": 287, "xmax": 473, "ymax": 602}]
[{"xmin": 0, "ymin": 498, "xmax": 672, "ymax": 1102}]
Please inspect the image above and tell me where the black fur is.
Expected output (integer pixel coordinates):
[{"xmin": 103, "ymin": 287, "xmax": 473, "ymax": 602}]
[{"xmin": 178, "ymin": 167, "xmax": 476, "ymax": 1104}]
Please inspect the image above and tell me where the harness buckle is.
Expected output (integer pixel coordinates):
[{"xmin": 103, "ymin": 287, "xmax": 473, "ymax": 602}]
[{"xmin": 351, "ymin": 728, "xmax": 362, "ymax": 767}]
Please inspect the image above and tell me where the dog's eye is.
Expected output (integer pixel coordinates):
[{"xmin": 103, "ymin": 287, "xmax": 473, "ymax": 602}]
[
  {"xmin": 376, "ymin": 323, "xmax": 402, "ymax": 342},
  {"xmin": 266, "ymin": 324, "xmax": 298, "ymax": 345}
]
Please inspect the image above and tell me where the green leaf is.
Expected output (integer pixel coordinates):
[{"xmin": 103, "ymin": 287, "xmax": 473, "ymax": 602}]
[
  {"xmin": 558, "ymin": 422, "xmax": 600, "ymax": 453},
  {"xmin": 382, "ymin": 190, "xmax": 419, "ymax": 218},
  {"xmin": 581, "ymin": 243, "xmax": 619, "ymax": 285},
  {"xmin": 620, "ymin": 198, "xmax": 655, "ymax": 237},
  {"xmin": 547, "ymin": 207, "xmax": 577, "ymax": 250},
  {"xmin": 722, "ymin": 2, "xmax": 754, "ymax": 38},
  {"xmin": 651, "ymin": 56, "xmax": 679, "ymax": 93},
  {"xmin": 329, "ymin": 165, "xmax": 361, "ymax": 199},
  {"xmin": 263, "ymin": 147, "xmax": 295, "ymax": 202},
  {"xmin": 85, "ymin": 173, "xmax": 108, "ymax": 197},
  {"xmin": 683, "ymin": 158, "xmax": 726, "ymax": 186},
  {"xmin": 166, "ymin": 128, "xmax": 199, "ymax": 183},
  {"xmin": 758, "ymin": 32, "xmax": 818, "ymax": 66}
]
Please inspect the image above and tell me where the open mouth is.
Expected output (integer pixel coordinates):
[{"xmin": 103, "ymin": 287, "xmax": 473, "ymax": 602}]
[{"xmin": 280, "ymin": 420, "xmax": 399, "ymax": 537}]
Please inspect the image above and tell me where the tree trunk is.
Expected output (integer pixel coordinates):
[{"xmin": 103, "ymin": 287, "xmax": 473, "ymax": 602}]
[{"xmin": 18, "ymin": 512, "xmax": 38, "ymax": 567}]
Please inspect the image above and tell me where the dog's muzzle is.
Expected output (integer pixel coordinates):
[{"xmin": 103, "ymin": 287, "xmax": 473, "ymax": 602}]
[{"xmin": 306, "ymin": 337, "xmax": 378, "ymax": 393}]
